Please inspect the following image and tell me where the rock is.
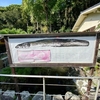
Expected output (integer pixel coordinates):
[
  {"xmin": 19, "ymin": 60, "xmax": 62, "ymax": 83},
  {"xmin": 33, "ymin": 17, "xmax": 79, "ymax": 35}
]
[
  {"xmin": 70, "ymin": 95, "xmax": 80, "ymax": 100},
  {"xmin": 65, "ymin": 92, "xmax": 73, "ymax": 100},
  {"xmin": 53, "ymin": 94, "xmax": 64, "ymax": 100},
  {"xmin": 16, "ymin": 91, "xmax": 30, "ymax": 100},
  {"xmin": 65, "ymin": 92, "xmax": 80, "ymax": 100},
  {"xmin": 32, "ymin": 91, "xmax": 51, "ymax": 100},
  {"xmin": 0, "ymin": 89, "xmax": 2, "ymax": 100},
  {"xmin": 75, "ymin": 79, "xmax": 88, "ymax": 94},
  {"xmin": 1, "ymin": 90, "xmax": 15, "ymax": 100},
  {"xmin": 3, "ymin": 90, "xmax": 15, "ymax": 98},
  {"xmin": 1, "ymin": 95, "xmax": 13, "ymax": 100},
  {"xmin": 0, "ymin": 89, "xmax": 2, "ymax": 94},
  {"xmin": 45, "ymin": 94, "xmax": 52, "ymax": 100},
  {"xmin": 32, "ymin": 91, "xmax": 43, "ymax": 100}
]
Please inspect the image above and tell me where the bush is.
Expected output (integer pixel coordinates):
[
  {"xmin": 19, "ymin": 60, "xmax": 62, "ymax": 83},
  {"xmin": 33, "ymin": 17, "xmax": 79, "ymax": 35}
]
[
  {"xmin": 27, "ymin": 26, "xmax": 35, "ymax": 34},
  {"xmin": 0, "ymin": 67, "xmax": 12, "ymax": 82},
  {"xmin": 0, "ymin": 67, "xmax": 32, "ymax": 82},
  {"xmin": 15, "ymin": 67, "xmax": 32, "ymax": 75},
  {"xmin": 0, "ymin": 28, "xmax": 26, "ymax": 34}
]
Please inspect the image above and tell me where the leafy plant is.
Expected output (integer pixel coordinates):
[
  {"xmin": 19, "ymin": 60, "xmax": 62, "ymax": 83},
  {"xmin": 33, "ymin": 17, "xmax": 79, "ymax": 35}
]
[
  {"xmin": 0, "ymin": 28, "xmax": 26, "ymax": 34},
  {"xmin": 0, "ymin": 67, "xmax": 12, "ymax": 82}
]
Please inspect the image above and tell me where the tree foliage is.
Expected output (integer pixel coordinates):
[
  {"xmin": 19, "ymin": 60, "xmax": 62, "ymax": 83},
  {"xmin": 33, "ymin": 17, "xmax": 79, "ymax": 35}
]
[
  {"xmin": 22, "ymin": 0, "xmax": 100, "ymax": 33},
  {"xmin": 0, "ymin": 5, "xmax": 27, "ymax": 32},
  {"xmin": 0, "ymin": 1, "xmax": 100, "ymax": 34}
]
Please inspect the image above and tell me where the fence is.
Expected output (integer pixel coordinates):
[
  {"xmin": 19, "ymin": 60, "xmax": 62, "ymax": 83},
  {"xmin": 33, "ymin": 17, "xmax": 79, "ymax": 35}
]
[{"xmin": 0, "ymin": 74, "xmax": 100, "ymax": 100}]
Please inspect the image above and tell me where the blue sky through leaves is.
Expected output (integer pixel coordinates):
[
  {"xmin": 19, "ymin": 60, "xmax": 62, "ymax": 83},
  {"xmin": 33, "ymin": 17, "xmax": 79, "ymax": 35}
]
[{"xmin": 0, "ymin": 0, "xmax": 22, "ymax": 7}]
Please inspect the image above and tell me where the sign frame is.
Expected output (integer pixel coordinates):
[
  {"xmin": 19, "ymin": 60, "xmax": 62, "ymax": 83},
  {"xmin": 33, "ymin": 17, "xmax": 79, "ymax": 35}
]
[{"xmin": 4, "ymin": 32, "xmax": 100, "ymax": 67}]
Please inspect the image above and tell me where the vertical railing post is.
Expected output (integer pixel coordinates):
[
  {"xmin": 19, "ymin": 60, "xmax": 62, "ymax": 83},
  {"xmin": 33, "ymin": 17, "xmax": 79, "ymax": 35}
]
[
  {"xmin": 94, "ymin": 79, "xmax": 100, "ymax": 100},
  {"xmin": 43, "ymin": 77, "xmax": 46, "ymax": 100},
  {"xmin": 85, "ymin": 67, "xmax": 95, "ymax": 100}
]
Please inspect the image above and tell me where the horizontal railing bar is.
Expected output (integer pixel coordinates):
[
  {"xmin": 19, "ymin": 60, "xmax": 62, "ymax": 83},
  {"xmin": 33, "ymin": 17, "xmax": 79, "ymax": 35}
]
[
  {"xmin": 0, "ymin": 82, "xmax": 76, "ymax": 87},
  {"xmin": 46, "ymin": 84, "xmax": 76, "ymax": 86},
  {"xmin": 0, "ymin": 82, "xmax": 42, "ymax": 86},
  {"xmin": 0, "ymin": 74, "xmax": 99, "ymax": 99},
  {"xmin": 0, "ymin": 74, "xmax": 100, "ymax": 79}
]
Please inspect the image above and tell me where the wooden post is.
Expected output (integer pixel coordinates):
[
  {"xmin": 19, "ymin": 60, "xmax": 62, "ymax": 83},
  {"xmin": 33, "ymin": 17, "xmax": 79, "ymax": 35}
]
[
  {"xmin": 94, "ymin": 79, "xmax": 100, "ymax": 100},
  {"xmin": 4, "ymin": 36, "xmax": 21, "ymax": 100},
  {"xmin": 11, "ymin": 67, "xmax": 21, "ymax": 100},
  {"xmin": 85, "ymin": 67, "xmax": 95, "ymax": 100}
]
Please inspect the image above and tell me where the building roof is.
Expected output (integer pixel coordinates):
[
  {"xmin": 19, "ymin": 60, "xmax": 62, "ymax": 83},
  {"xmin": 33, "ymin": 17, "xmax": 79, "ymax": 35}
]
[{"xmin": 72, "ymin": 2, "xmax": 100, "ymax": 32}]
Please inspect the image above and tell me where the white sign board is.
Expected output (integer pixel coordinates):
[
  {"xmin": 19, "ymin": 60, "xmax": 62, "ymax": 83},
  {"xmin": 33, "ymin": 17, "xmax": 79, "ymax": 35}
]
[
  {"xmin": 4, "ymin": 33, "xmax": 99, "ymax": 67},
  {"xmin": 8, "ymin": 36, "xmax": 96, "ymax": 63}
]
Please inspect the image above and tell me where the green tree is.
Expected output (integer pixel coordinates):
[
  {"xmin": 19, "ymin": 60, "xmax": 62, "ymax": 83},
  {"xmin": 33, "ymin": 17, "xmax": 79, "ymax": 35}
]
[
  {"xmin": 0, "ymin": 5, "xmax": 28, "ymax": 32},
  {"xmin": 1, "ymin": 0, "xmax": 100, "ymax": 34}
]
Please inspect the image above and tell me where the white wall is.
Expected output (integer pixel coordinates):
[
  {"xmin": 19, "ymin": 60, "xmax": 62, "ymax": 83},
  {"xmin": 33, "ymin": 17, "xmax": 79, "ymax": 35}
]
[{"xmin": 78, "ymin": 13, "xmax": 100, "ymax": 32}]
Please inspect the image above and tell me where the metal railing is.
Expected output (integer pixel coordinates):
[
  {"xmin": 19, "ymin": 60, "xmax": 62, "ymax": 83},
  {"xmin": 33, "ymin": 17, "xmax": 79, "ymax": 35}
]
[{"xmin": 0, "ymin": 74, "xmax": 100, "ymax": 100}]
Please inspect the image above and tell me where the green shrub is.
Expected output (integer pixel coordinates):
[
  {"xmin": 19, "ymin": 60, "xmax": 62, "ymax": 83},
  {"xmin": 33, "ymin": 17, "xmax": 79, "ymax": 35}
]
[
  {"xmin": 0, "ymin": 28, "xmax": 26, "ymax": 34},
  {"xmin": 15, "ymin": 67, "xmax": 32, "ymax": 75},
  {"xmin": 0, "ymin": 67, "xmax": 12, "ymax": 82}
]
